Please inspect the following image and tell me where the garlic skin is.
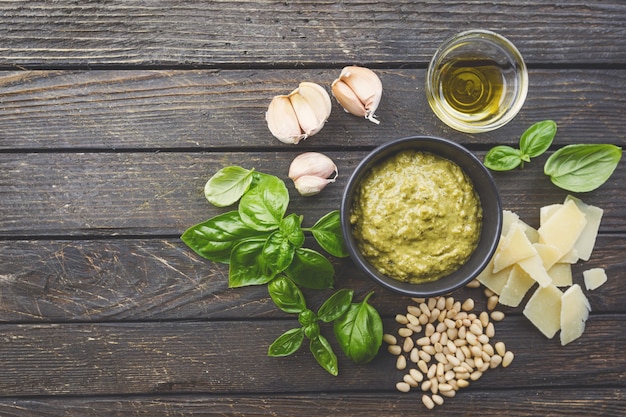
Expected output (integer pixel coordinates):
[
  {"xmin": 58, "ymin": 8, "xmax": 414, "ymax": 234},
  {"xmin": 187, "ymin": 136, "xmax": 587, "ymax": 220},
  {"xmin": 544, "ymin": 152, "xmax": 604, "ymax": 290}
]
[
  {"xmin": 331, "ymin": 66, "xmax": 382, "ymax": 124},
  {"xmin": 266, "ymin": 82, "xmax": 332, "ymax": 144},
  {"xmin": 288, "ymin": 152, "xmax": 338, "ymax": 182},
  {"xmin": 289, "ymin": 152, "xmax": 338, "ymax": 196}
]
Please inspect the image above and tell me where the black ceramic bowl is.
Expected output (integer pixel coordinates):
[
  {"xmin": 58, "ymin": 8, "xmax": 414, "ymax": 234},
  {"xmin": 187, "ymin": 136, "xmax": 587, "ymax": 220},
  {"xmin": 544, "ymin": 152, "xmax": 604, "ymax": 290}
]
[{"xmin": 341, "ymin": 136, "xmax": 502, "ymax": 298}]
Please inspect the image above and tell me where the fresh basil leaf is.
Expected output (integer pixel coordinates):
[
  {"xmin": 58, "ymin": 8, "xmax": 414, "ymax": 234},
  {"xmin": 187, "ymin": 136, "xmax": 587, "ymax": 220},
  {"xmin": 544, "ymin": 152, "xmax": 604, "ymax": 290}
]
[
  {"xmin": 317, "ymin": 289, "xmax": 354, "ymax": 323},
  {"xmin": 304, "ymin": 323, "xmax": 320, "ymax": 339},
  {"xmin": 484, "ymin": 145, "xmax": 523, "ymax": 171},
  {"xmin": 333, "ymin": 292, "xmax": 383, "ymax": 364},
  {"xmin": 263, "ymin": 230, "xmax": 295, "ymax": 274},
  {"xmin": 229, "ymin": 239, "xmax": 276, "ymax": 287},
  {"xmin": 204, "ymin": 166, "xmax": 255, "ymax": 207},
  {"xmin": 268, "ymin": 327, "xmax": 304, "ymax": 357},
  {"xmin": 309, "ymin": 334, "xmax": 338, "ymax": 376},
  {"xmin": 284, "ymin": 248, "xmax": 334, "ymax": 289},
  {"xmin": 519, "ymin": 120, "xmax": 557, "ymax": 158},
  {"xmin": 544, "ymin": 144, "xmax": 622, "ymax": 192},
  {"xmin": 310, "ymin": 210, "xmax": 349, "ymax": 258},
  {"xmin": 268, "ymin": 275, "xmax": 306, "ymax": 314},
  {"xmin": 239, "ymin": 174, "xmax": 289, "ymax": 231},
  {"xmin": 280, "ymin": 213, "xmax": 305, "ymax": 248},
  {"xmin": 180, "ymin": 211, "xmax": 268, "ymax": 263}
]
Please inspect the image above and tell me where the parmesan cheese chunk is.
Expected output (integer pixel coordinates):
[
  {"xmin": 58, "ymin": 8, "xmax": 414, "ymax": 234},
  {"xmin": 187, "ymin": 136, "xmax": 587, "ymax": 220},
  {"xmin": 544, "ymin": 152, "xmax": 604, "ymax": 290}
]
[
  {"xmin": 493, "ymin": 222, "xmax": 537, "ymax": 273},
  {"xmin": 538, "ymin": 199, "xmax": 587, "ymax": 257},
  {"xmin": 548, "ymin": 263, "xmax": 573, "ymax": 287},
  {"xmin": 560, "ymin": 284, "xmax": 591, "ymax": 346},
  {"xmin": 476, "ymin": 256, "xmax": 510, "ymax": 295},
  {"xmin": 523, "ymin": 284, "xmax": 563, "ymax": 339},
  {"xmin": 565, "ymin": 195, "xmax": 603, "ymax": 261},
  {"xmin": 498, "ymin": 265, "xmax": 536, "ymax": 307},
  {"xmin": 533, "ymin": 243, "xmax": 562, "ymax": 270},
  {"xmin": 517, "ymin": 254, "xmax": 552, "ymax": 288},
  {"xmin": 583, "ymin": 268, "xmax": 607, "ymax": 291},
  {"xmin": 539, "ymin": 203, "xmax": 561, "ymax": 226}
]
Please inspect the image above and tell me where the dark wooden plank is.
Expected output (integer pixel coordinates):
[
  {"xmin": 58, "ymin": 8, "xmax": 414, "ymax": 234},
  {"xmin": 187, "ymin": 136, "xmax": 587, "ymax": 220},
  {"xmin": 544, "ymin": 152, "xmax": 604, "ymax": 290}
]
[
  {"xmin": 0, "ymin": 316, "xmax": 623, "ymax": 397},
  {"xmin": 0, "ymin": 389, "xmax": 623, "ymax": 416},
  {"xmin": 1, "ymin": 151, "xmax": 624, "ymax": 237},
  {"xmin": 0, "ymin": 234, "xmax": 623, "ymax": 322},
  {"xmin": 0, "ymin": 69, "xmax": 624, "ymax": 150},
  {"xmin": 0, "ymin": 1, "xmax": 624, "ymax": 67}
]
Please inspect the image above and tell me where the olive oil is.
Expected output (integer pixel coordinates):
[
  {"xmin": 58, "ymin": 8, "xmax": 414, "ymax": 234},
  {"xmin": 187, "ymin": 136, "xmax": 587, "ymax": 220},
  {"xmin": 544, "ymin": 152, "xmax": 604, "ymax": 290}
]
[{"xmin": 438, "ymin": 58, "xmax": 507, "ymax": 119}]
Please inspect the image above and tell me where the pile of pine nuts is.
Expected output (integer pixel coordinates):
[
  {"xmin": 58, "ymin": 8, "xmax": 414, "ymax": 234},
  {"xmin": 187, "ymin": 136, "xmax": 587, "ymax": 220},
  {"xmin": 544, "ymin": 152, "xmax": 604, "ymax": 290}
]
[{"xmin": 385, "ymin": 281, "xmax": 514, "ymax": 409}]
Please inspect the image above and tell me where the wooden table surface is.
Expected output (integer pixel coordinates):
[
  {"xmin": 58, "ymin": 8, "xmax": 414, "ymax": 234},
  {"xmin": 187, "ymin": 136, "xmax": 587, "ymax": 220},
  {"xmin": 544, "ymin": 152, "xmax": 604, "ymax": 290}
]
[{"xmin": 1, "ymin": 1, "xmax": 625, "ymax": 415}]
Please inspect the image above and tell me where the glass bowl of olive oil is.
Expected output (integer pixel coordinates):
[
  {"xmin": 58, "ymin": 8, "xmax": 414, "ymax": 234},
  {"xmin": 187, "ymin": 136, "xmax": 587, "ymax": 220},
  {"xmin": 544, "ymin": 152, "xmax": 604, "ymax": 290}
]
[{"xmin": 426, "ymin": 30, "xmax": 528, "ymax": 133}]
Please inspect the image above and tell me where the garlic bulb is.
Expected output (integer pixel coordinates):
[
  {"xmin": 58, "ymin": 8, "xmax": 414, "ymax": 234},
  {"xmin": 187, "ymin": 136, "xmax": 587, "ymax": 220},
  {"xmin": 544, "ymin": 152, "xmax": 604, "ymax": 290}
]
[
  {"xmin": 266, "ymin": 82, "xmax": 332, "ymax": 144},
  {"xmin": 289, "ymin": 152, "xmax": 338, "ymax": 196},
  {"xmin": 331, "ymin": 66, "xmax": 382, "ymax": 124}
]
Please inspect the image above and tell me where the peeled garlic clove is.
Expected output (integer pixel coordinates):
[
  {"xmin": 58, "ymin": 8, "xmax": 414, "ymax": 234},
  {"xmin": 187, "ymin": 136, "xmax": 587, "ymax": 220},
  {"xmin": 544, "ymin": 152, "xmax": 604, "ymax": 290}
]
[
  {"xmin": 332, "ymin": 66, "xmax": 382, "ymax": 124},
  {"xmin": 293, "ymin": 175, "xmax": 335, "ymax": 197},
  {"xmin": 266, "ymin": 95, "xmax": 306, "ymax": 144},
  {"xmin": 288, "ymin": 152, "xmax": 338, "ymax": 182},
  {"xmin": 289, "ymin": 82, "xmax": 331, "ymax": 137}
]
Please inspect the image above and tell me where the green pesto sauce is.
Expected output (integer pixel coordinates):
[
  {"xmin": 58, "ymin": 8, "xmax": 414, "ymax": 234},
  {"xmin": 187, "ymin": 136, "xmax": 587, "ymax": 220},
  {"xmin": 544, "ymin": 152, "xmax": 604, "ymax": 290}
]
[{"xmin": 350, "ymin": 150, "xmax": 483, "ymax": 284}]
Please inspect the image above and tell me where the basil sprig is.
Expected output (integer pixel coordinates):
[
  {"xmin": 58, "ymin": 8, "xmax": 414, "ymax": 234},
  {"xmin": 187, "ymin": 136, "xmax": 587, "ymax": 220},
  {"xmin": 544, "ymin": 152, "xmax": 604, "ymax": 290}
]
[
  {"xmin": 268, "ymin": 276, "xmax": 382, "ymax": 376},
  {"xmin": 484, "ymin": 120, "xmax": 622, "ymax": 192},
  {"xmin": 182, "ymin": 166, "xmax": 384, "ymax": 376},
  {"xmin": 182, "ymin": 166, "xmax": 348, "ymax": 289},
  {"xmin": 484, "ymin": 120, "xmax": 557, "ymax": 171},
  {"xmin": 544, "ymin": 144, "xmax": 622, "ymax": 192}
]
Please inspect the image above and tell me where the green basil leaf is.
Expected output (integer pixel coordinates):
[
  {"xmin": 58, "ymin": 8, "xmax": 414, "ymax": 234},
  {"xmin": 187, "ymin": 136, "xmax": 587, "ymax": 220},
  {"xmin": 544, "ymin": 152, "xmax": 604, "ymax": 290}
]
[
  {"xmin": 317, "ymin": 289, "xmax": 354, "ymax": 323},
  {"xmin": 298, "ymin": 309, "xmax": 317, "ymax": 327},
  {"xmin": 284, "ymin": 248, "xmax": 334, "ymax": 290},
  {"xmin": 310, "ymin": 210, "xmax": 349, "ymax": 258},
  {"xmin": 180, "ymin": 211, "xmax": 267, "ymax": 263},
  {"xmin": 268, "ymin": 327, "xmax": 304, "ymax": 357},
  {"xmin": 268, "ymin": 275, "xmax": 306, "ymax": 314},
  {"xmin": 239, "ymin": 174, "xmax": 289, "ymax": 231},
  {"xmin": 333, "ymin": 292, "xmax": 383, "ymax": 364},
  {"xmin": 309, "ymin": 334, "xmax": 338, "ymax": 376},
  {"xmin": 229, "ymin": 239, "xmax": 276, "ymax": 287},
  {"xmin": 280, "ymin": 213, "xmax": 305, "ymax": 248},
  {"xmin": 204, "ymin": 166, "xmax": 255, "ymax": 207},
  {"xmin": 544, "ymin": 144, "xmax": 622, "ymax": 192},
  {"xmin": 263, "ymin": 230, "xmax": 295, "ymax": 274},
  {"xmin": 519, "ymin": 120, "xmax": 557, "ymax": 158},
  {"xmin": 484, "ymin": 145, "xmax": 523, "ymax": 171}
]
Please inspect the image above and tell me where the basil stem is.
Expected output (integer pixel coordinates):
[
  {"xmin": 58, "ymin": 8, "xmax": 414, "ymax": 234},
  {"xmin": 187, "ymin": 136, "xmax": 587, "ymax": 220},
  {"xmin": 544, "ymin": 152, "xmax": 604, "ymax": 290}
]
[{"xmin": 544, "ymin": 144, "xmax": 622, "ymax": 192}]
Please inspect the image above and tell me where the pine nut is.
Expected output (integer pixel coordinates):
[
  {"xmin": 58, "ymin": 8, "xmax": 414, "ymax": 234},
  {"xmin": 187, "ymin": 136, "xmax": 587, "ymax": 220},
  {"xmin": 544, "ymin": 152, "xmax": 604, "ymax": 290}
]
[
  {"xmin": 502, "ymin": 351, "xmax": 514, "ymax": 368},
  {"xmin": 407, "ymin": 305, "xmax": 421, "ymax": 316},
  {"xmin": 411, "ymin": 297, "xmax": 426, "ymax": 304},
  {"xmin": 383, "ymin": 334, "xmax": 397, "ymax": 345},
  {"xmin": 403, "ymin": 336, "xmax": 414, "ymax": 352},
  {"xmin": 396, "ymin": 381, "xmax": 411, "ymax": 393},
  {"xmin": 495, "ymin": 341, "xmax": 506, "ymax": 357},
  {"xmin": 482, "ymin": 343, "xmax": 495, "ymax": 357},
  {"xmin": 490, "ymin": 354, "xmax": 503, "ymax": 368},
  {"xmin": 398, "ymin": 327, "xmax": 412, "ymax": 338},
  {"xmin": 490, "ymin": 310, "xmax": 505, "ymax": 321},
  {"xmin": 419, "ymin": 350, "xmax": 432, "ymax": 363},
  {"xmin": 439, "ymin": 383, "xmax": 453, "ymax": 392},
  {"xmin": 478, "ymin": 334, "xmax": 490, "ymax": 345},
  {"xmin": 484, "ymin": 288, "xmax": 495, "ymax": 297},
  {"xmin": 396, "ymin": 354, "xmax": 407, "ymax": 370},
  {"xmin": 421, "ymin": 380, "xmax": 432, "ymax": 392},
  {"xmin": 422, "ymin": 394, "xmax": 435, "ymax": 409},
  {"xmin": 436, "ymin": 296, "xmax": 446, "ymax": 311},
  {"xmin": 403, "ymin": 373, "xmax": 419, "ymax": 387},
  {"xmin": 445, "ymin": 297, "xmax": 454, "ymax": 310},
  {"xmin": 395, "ymin": 314, "xmax": 409, "ymax": 324},
  {"xmin": 410, "ymin": 368, "xmax": 424, "ymax": 382},
  {"xmin": 457, "ymin": 378, "xmax": 470, "ymax": 388},
  {"xmin": 479, "ymin": 311, "xmax": 490, "ymax": 328},
  {"xmin": 427, "ymin": 364, "xmax": 437, "ymax": 379},
  {"xmin": 419, "ymin": 313, "xmax": 429, "ymax": 325},
  {"xmin": 406, "ymin": 313, "xmax": 419, "ymax": 326},
  {"xmin": 422, "ymin": 345, "xmax": 436, "ymax": 355},
  {"xmin": 461, "ymin": 298, "xmax": 474, "ymax": 311},
  {"xmin": 420, "ymin": 303, "xmax": 431, "ymax": 316},
  {"xmin": 425, "ymin": 323, "xmax": 435, "ymax": 337},
  {"xmin": 418, "ymin": 360, "xmax": 429, "ymax": 374},
  {"xmin": 407, "ymin": 323, "xmax": 423, "ymax": 333},
  {"xmin": 388, "ymin": 345, "xmax": 402, "ymax": 355},
  {"xmin": 410, "ymin": 347, "xmax": 420, "ymax": 363},
  {"xmin": 430, "ymin": 378, "xmax": 439, "ymax": 394},
  {"xmin": 432, "ymin": 393, "xmax": 445, "ymax": 405},
  {"xmin": 485, "ymin": 322, "xmax": 495, "ymax": 338},
  {"xmin": 440, "ymin": 388, "xmax": 456, "ymax": 398},
  {"xmin": 427, "ymin": 297, "xmax": 437, "ymax": 310},
  {"xmin": 417, "ymin": 336, "xmax": 431, "ymax": 346},
  {"xmin": 470, "ymin": 370, "xmax": 483, "ymax": 381},
  {"xmin": 487, "ymin": 295, "xmax": 499, "ymax": 311}
]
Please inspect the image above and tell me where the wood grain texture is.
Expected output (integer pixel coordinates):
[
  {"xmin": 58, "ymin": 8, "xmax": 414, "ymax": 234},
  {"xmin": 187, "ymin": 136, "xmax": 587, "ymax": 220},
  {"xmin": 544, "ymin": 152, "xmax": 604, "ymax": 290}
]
[
  {"xmin": 1, "ymin": 151, "xmax": 625, "ymax": 236},
  {"xmin": 0, "ymin": 69, "xmax": 624, "ymax": 150},
  {"xmin": 0, "ymin": 0, "xmax": 624, "ymax": 68},
  {"xmin": 0, "ymin": 390, "xmax": 624, "ymax": 417},
  {"xmin": 0, "ymin": 317, "xmax": 624, "ymax": 397},
  {"xmin": 0, "ymin": 235, "xmax": 624, "ymax": 322}
]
